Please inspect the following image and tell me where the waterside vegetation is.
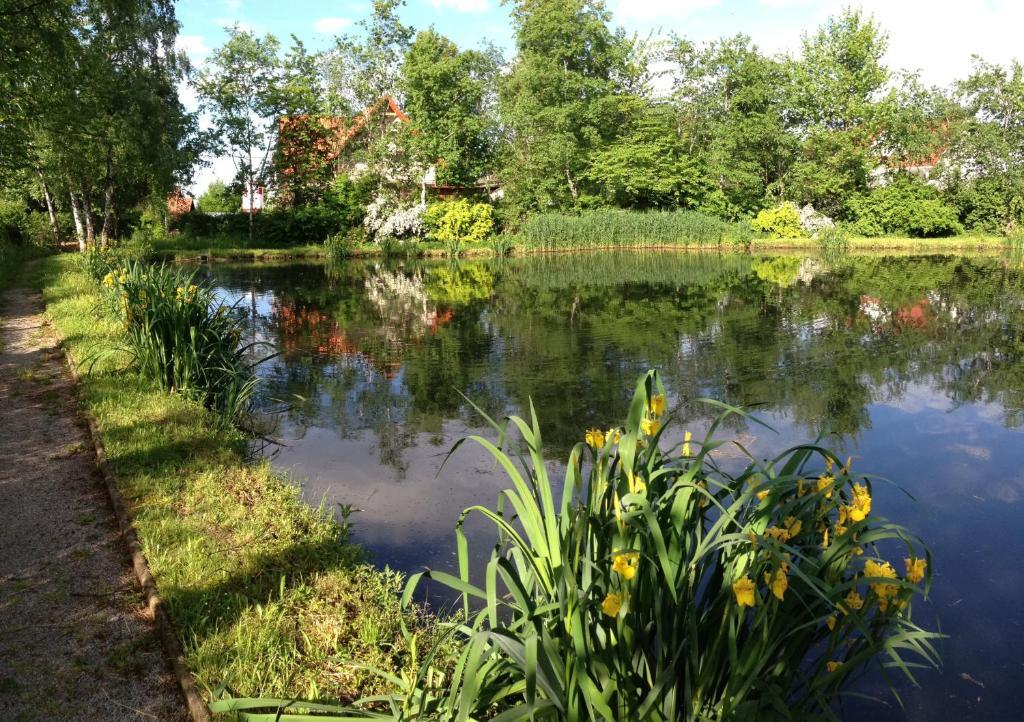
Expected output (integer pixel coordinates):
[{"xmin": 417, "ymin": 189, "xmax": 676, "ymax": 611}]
[
  {"xmin": 28, "ymin": 254, "xmax": 430, "ymax": 706},
  {"xmin": 215, "ymin": 373, "xmax": 940, "ymax": 720}
]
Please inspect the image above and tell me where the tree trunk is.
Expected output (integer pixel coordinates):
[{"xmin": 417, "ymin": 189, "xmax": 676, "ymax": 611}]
[
  {"xmin": 69, "ymin": 192, "xmax": 86, "ymax": 252},
  {"xmin": 565, "ymin": 168, "xmax": 579, "ymax": 202},
  {"xmin": 37, "ymin": 170, "xmax": 60, "ymax": 246},
  {"xmin": 100, "ymin": 146, "xmax": 115, "ymax": 248},
  {"xmin": 247, "ymin": 182, "xmax": 254, "ymax": 243},
  {"xmin": 81, "ymin": 187, "xmax": 96, "ymax": 247}
]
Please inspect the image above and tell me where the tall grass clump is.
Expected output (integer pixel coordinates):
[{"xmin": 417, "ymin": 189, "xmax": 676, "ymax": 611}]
[
  {"xmin": 519, "ymin": 209, "xmax": 741, "ymax": 250},
  {"xmin": 216, "ymin": 371, "xmax": 940, "ymax": 721},
  {"xmin": 95, "ymin": 261, "xmax": 262, "ymax": 423}
]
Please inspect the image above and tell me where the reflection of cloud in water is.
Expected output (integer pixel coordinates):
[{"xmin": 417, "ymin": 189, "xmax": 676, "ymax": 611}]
[{"xmin": 276, "ymin": 420, "xmax": 534, "ymax": 575}]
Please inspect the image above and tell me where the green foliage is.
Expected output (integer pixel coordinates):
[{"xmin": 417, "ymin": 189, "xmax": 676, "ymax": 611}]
[
  {"xmin": 669, "ymin": 35, "xmax": 796, "ymax": 217},
  {"xmin": 818, "ymin": 225, "xmax": 850, "ymax": 255},
  {"xmin": 173, "ymin": 203, "xmax": 363, "ymax": 247},
  {"xmin": 400, "ymin": 30, "xmax": 500, "ymax": 186},
  {"xmin": 850, "ymin": 179, "xmax": 964, "ymax": 238},
  {"xmin": 519, "ymin": 209, "xmax": 743, "ymax": 250},
  {"xmin": 37, "ymin": 255, "xmax": 424, "ymax": 705},
  {"xmin": 751, "ymin": 203, "xmax": 806, "ymax": 239},
  {"xmin": 197, "ymin": 180, "xmax": 238, "ymax": 213},
  {"xmin": 942, "ymin": 59, "xmax": 1024, "ymax": 232},
  {"xmin": 424, "ymin": 200, "xmax": 495, "ymax": 257},
  {"xmin": 498, "ymin": 0, "xmax": 637, "ymax": 211},
  {"xmin": 216, "ymin": 372, "xmax": 939, "ymax": 720},
  {"xmin": 95, "ymin": 261, "xmax": 260, "ymax": 423},
  {"xmin": 425, "ymin": 263, "xmax": 495, "ymax": 305},
  {"xmin": 586, "ymin": 103, "xmax": 709, "ymax": 210}
]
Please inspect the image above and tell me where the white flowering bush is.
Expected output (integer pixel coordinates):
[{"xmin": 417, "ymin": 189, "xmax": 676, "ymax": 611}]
[
  {"xmin": 799, "ymin": 204, "xmax": 836, "ymax": 236},
  {"xmin": 363, "ymin": 192, "xmax": 426, "ymax": 244}
]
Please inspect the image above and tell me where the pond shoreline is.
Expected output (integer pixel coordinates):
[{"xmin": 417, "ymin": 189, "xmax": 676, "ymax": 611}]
[
  {"xmin": 153, "ymin": 234, "xmax": 1011, "ymax": 263},
  {"xmin": 28, "ymin": 255, "xmax": 429, "ymax": 712}
]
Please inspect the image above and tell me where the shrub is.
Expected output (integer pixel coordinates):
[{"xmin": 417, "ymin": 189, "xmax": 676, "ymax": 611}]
[
  {"xmin": 798, "ymin": 204, "xmax": 836, "ymax": 236},
  {"xmin": 943, "ymin": 175, "xmax": 1024, "ymax": 233},
  {"xmin": 95, "ymin": 261, "xmax": 261, "ymax": 424},
  {"xmin": 751, "ymin": 202, "xmax": 806, "ymax": 239},
  {"xmin": 218, "ymin": 372, "xmax": 940, "ymax": 721},
  {"xmin": 363, "ymin": 194, "xmax": 426, "ymax": 244},
  {"xmin": 849, "ymin": 178, "xmax": 964, "ymax": 238},
  {"xmin": 424, "ymin": 200, "xmax": 495, "ymax": 257}
]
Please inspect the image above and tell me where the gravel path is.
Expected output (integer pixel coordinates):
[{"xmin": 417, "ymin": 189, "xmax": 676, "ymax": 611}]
[{"xmin": 0, "ymin": 284, "xmax": 187, "ymax": 721}]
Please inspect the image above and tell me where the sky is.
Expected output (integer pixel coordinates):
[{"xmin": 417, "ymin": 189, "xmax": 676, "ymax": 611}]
[{"xmin": 175, "ymin": 0, "xmax": 1024, "ymax": 194}]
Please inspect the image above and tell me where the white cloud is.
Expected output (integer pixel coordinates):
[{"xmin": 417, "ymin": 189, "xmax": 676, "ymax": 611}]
[
  {"xmin": 429, "ymin": 0, "xmax": 490, "ymax": 13},
  {"xmin": 175, "ymin": 34, "xmax": 210, "ymax": 63},
  {"xmin": 611, "ymin": 0, "xmax": 1024, "ymax": 88},
  {"xmin": 188, "ymin": 155, "xmax": 238, "ymax": 197},
  {"xmin": 833, "ymin": 0, "xmax": 1024, "ymax": 87},
  {"xmin": 313, "ymin": 16, "xmax": 354, "ymax": 34},
  {"xmin": 612, "ymin": 0, "xmax": 720, "ymax": 21}
]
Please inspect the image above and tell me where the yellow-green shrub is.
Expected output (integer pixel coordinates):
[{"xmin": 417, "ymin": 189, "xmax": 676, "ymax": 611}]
[
  {"xmin": 424, "ymin": 199, "xmax": 494, "ymax": 256},
  {"xmin": 752, "ymin": 202, "xmax": 806, "ymax": 239}
]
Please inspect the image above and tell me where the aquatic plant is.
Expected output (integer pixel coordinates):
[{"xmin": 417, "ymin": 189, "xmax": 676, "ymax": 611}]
[
  {"xmin": 96, "ymin": 261, "xmax": 263, "ymax": 423},
  {"xmin": 214, "ymin": 371, "xmax": 939, "ymax": 720},
  {"xmin": 517, "ymin": 209, "xmax": 747, "ymax": 250}
]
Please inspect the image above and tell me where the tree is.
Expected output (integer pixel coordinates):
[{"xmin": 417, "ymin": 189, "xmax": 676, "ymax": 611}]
[
  {"xmin": 274, "ymin": 38, "xmax": 341, "ymax": 206},
  {"xmin": 197, "ymin": 179, "xmax": 237, "ymax": 213},
  {"xmin": 498, "ymin": 0, "xmax": 637, "ymax": 211},
  {"xmin": 324, "ymin": 0, "xmax": 414, "ymax": 110},
  {"xmin": 787, "ymin": 9, "xmax": 890, "ymax": 217},
  {"xmin": 669, "ymin": 34, "xmax": 796, "ymax": 217},
  {"xmin": 586, "ymin": 103, "xmax": 707, "ymax": 209},
  {"xmin": 1, "ymin": 0, "xmax": 194, "ymax": 250},
  {"xmin": 196, "ymin": 27, "xmax": 283, "ymax": 240},
  {"xmin": 399, "ymin": 30, "xmax": 501, "ymax": 187},
  {"xmin": 941, "ymin": 58, "xmax": 1024, "ymax": 231}
]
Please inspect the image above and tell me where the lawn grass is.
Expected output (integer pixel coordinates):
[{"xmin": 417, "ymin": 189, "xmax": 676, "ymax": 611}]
[{"xmin": 28, "ymin": 255, "xmax": 425, "ymax": 708}]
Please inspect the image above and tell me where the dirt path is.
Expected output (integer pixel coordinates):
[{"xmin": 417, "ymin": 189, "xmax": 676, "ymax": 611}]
[{"xmin": 0, "ymin": 284, "xmax": 187, "ymax": 721}]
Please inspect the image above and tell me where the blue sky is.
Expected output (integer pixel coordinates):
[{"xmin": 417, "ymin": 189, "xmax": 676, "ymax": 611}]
[{"xmin": 176, "ymin": 0, "xmax": 1024, "ymax": 191}]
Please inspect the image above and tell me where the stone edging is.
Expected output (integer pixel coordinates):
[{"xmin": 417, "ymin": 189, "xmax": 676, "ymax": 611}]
[{"xmin": 55, "ymin": 325, "xmax": 214, "ymax": 722}]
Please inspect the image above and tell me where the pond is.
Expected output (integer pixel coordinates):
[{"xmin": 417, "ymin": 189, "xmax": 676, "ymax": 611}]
[{"xmin": 206, "ymin": 252, "xmax": 1024, "ymax": 721}]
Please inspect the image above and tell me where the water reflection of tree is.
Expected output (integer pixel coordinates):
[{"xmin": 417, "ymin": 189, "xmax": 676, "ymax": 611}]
[{"xmin": 223, "ymin": 253, "xmax": 1024, "ymax": 471}]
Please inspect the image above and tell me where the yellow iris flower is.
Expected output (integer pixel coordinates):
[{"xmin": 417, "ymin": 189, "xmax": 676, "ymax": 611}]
[
  {"xmin": 611, "ymin": 550, "xmax": 640, "ymax": 580},
  {"xmin": 602, "ymin": 592, "xmax": 623, "ymax": 617},
  {"xmin": 648, "ymin": 393, "xmax": 666, "ymax": 417},
  {"xmin": 732, "ymin": 576, "xmax": 756, "ymax": 607},
  {"xmin": 585, "ymin": 428, "xmax": 605, "ymax": 449},
  {"xmin": 681, "ymin": 430, "xmax": 692, "ymax": 457},
  {"xmin": 905, "ymin": 557, "xmax": 927, "ymax": 584},
  {"xmin": 763, "ymin": 566, "xmax": 789, "ymax": 601},
  {"xmin": 640, "ymin": 418, "xmax": 661, "ymax": 437}
]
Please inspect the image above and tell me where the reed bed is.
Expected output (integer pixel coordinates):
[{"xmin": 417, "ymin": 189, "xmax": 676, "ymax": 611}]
[
  {"xmin": 495, "ymin": 251, "xmax": 755, "ymax": 290},
  {"xmin": 215, "ymin": 371, "xmax": 940, "ymax": 721},
  {"xmin": 94, "ymin": 260, "xmax": 262, "ymax": 423},
  {"xmin": 518, "ymin": 209, "xmax": 754, "ymax": 251}
]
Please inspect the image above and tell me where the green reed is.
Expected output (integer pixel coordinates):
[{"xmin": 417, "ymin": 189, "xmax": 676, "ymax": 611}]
[
  {"xmin": 95, "ymin": 261, "xmax": 262, "ymax": 424},
  {"xmin": 214, "ymin": 371, "xmax": 940, "ymax": 721},
  {"xmin": 518, "ymin": 209, "xmax": 754, "ymax": 250}
]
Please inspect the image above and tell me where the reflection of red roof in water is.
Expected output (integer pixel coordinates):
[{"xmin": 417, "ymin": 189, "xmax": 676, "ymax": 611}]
[
  {"xmin": 859, "ymin": 295, "xmax": 933, "ymax": 333},
  {"xmin": 273, "ymin": 301, "xmax": 452, "ymax": 380}
]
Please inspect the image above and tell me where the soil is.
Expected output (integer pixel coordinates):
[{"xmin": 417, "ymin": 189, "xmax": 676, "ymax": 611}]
[{"xmin": 0, "ymin": 283, "xmax": 187, "ymax": 721}]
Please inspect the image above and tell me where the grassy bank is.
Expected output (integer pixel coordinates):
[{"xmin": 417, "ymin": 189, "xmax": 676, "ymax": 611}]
[
  {"xmin": 29, "ymin": 255, "xmax": 424, "ymax": 708},
  {"xmin": 149, "ymin": 228, "xmax": 1008, "ymax": 263}
]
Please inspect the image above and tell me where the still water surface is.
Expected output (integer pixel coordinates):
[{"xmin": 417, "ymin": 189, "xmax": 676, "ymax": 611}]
[{"xmin": 206, "ymin": 252, "xmax": 1024, "ymax": 721}]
